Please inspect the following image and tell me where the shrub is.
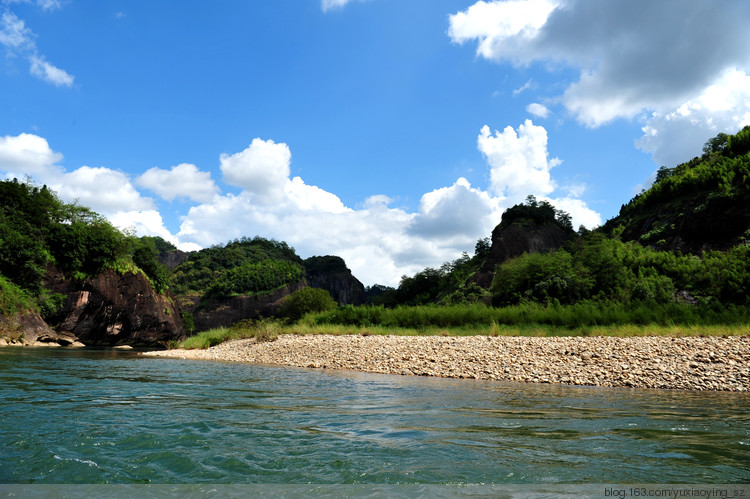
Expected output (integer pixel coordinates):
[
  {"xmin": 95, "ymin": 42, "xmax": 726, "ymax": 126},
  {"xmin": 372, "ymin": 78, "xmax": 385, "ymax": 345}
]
[
  {"xmin": 253, "ymin": 319, "xmax": 280, "ymax": 343},
  {"xmin": 279, "ymin": 287, "xmax": 337, "ymax": 323}
]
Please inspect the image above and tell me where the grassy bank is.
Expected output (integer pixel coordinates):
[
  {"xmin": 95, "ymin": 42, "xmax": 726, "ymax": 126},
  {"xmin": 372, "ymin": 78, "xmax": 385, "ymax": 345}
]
[
  {"xmin": 180, "ymin": 319, "xmax": 282, "ymax": 349},
  {"xmin": 284, "ymin": 322, "xmax": 750, "ymax": 338},
  {"xmin": 179, "ymin": 321, "xmax": 750, "ymax": 349},
  {"xmin": 309, "ymin": 301, "xmax": 750, "ymax": 329},
  {"xmin": 176, "ymin": 302, "xmax": 750, "ymax": 349}
]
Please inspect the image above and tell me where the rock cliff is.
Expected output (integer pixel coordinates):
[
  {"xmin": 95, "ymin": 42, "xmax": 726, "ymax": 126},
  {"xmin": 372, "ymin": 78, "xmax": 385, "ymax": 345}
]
[
  {"xmin": 304, "ymin": 256, "xmax": 367, "ymax": 305},
  {"xmin": 43, "ymin": 268, "xmax": 185, "ymax": 347},
  {"xmin": 191, "ymin": 281, "xmax": 306, "ymax": 331},
  {"xmin": 607, "ymin": 193, "xmax": 750, "ymax": 254},
  {"xmin": 472, "ymin": 222, "xmax": 573, "ymax": 288},
  {"xmin": 0, "ymin": 309, "xmax": 79, "ymax": 346},
  {"xmin": 158, "ymin": 249, "xmax": 189, "ymax": 269}
]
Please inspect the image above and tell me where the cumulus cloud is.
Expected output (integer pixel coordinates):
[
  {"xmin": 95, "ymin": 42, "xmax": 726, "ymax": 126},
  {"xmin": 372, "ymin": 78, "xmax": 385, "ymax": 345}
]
[
  {"xmin": 0, "ymin": 6, "xmax": 74, "ymax": 86},
  {"xmin": 177, "ymin": 123, "xmax": 598, "ymax": 285},
  {"xmin": 0, "ymin": 133, "xmax": 173, "ymax": 247},
  {"xmin": 220, "ymin": 138, "xmax": 291, "ymax": 205},
  {"xmin": 476, "ymin": 119, "xmax": 598, "ymax": 229},
  {"xmin": 285, "ymin": 176, "xmax": 349, "ymax": 214},
  {"xmin": 478, "ymin": 119, "xmax": 559, "ymax": 201},
  {"xmin": 636, "ymin": 69, "xmax": 750, "ymax": 167},
  {"xmin": 449, "ymin": 0, "xmax": 750, "ymax": 137},
  {"xmin": 448, "ymin": 0, "xmax": 559, "ymax": 62},
  {"xmin": 108, "ymin": 210, "xmax": 180, "ymax": 246},
  {"xmin": 409, "ymin": 177, "xmax": 501, "ymax": 240},
  {"xmin": 53, "ymin": 166, "xmax": 154, "ymax": 214},
  {"xmin": 0, "ymin": 132, "xmax": 63, "ymax": 176},
  {"xmin": 136, "ymin": 163, "xmax": 219, "ymax": 202}
]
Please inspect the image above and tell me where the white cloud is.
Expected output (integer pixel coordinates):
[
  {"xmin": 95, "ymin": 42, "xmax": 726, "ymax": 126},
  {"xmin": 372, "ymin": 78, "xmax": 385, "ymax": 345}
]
[
  {"xmin": 526, "ymin": 102, "xmax": 549, "ymax": 119},
  {"xmin": 410, "ymin": 177, "xmax": 501, "ymax": 240},
  {"xmin": 478, "ymin": 119, "xmax": 559, "ymax": 202},
  {"xmin": 321, "ymin": 0, "xmax": 367, "ymax": 12},
  {"xmin": 29, "ymin": 54, "xmax": 73, "ymax": 87},
  {"xmin": 0, "ymin": 4, "xmax": 74, "ymax": 86},
  {"xmin": 448, "ymin": 0, "xmax": 560, "ymax": 62},
  {"xmin": 0, "ymin": 133, "xmax": 169, "ymax": 241},
  {"xmin": 636, "ymin": 69, "xmax": 750, "ymax": 167},
  {"xmin": 544, "ymin": 195, "xmax": 601, "ymax": 230},
  {"xmin": 0, "ymin": 11, "xmax": 32, "ymax": 49},
  {"xmin": 449, "ymin": 0, "xmax": 750, "ymax": 133},
  {"xmin": 285, "ymin": 176, "xmax": 349, "ymax": 213},
  {"xmin": 0, "ymin": 132, "xmax": 63, "ymax": 176},
  {"xmin": 220, "ymin": 138, "xmax": 291, "ymax": 205},
  {"xmin": 108, "ymin": 210, "xmax": 177, "ymax": 245},
  {"xmin": 178, "ymin": 124, "xmax": 598, "ymax": 285},
  {"xmin": 136, "ymin": 163, "xmax": 219, "ymax": 202},
  {"xmin": 53, "ymin": 166, "xmax": 153, "ymax": 214},
  {"xmin": 512, "ymin": 79, "xmax": 534, "ymax": 96},
  {"xmin": 35, "ymin": 0, "xmax": 62, "ymax": 11}
]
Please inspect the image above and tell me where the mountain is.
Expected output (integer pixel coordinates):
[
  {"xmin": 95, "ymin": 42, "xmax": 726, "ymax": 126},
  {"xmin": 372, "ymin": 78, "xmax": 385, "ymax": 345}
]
[{"xmin": 602, "ymin": 126, "xmax": 750, "ymax": 253}]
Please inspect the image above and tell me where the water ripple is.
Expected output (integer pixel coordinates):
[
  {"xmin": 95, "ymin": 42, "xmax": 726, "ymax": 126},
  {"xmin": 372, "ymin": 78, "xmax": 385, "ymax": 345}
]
[{"xmin": 1, "ymin": 347, "xmax": 749, "ymax": 484}]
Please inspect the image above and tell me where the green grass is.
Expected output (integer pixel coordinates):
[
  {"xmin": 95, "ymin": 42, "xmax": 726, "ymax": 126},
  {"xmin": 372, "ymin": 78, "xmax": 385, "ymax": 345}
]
[
  {"xmin": 176, "ymin": 302, "xmax": 750, "ymax": 349},
  {"xmin": 310, "ymin": 302, "xmax": 750, "ymax": 330},
  {"xmin": 179, "ymin": 319, "xmax": 280, "ymax": 349},
  {"xmin": 282, "ymin": 322, "xmax": 750, "ymax": 338}
]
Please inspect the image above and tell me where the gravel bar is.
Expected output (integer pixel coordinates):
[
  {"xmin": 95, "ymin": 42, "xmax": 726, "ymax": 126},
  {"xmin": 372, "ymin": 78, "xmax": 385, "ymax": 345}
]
[{"xmin": 142, "ymin": 334, "xmax": 750, "ymax": 392}]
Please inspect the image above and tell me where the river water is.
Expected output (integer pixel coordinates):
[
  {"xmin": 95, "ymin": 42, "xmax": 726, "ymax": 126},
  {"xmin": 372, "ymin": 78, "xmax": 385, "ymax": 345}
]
[{"xmin": 1, "ymin": 347, "xmax": 749, "ymax": 486}]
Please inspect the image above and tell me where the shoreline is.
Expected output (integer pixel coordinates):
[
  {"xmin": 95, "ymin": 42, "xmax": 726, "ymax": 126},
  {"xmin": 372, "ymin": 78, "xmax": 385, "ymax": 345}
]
[{"xmin": 142, "ymin": 334, "xmax": 750, "ymax": 392}]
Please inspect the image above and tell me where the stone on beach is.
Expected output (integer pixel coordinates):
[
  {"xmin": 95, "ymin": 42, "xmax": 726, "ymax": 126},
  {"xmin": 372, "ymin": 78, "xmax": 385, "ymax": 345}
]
[{"xmin": 142, "ymin": 334, "xmax": 750, "ymax": 392}]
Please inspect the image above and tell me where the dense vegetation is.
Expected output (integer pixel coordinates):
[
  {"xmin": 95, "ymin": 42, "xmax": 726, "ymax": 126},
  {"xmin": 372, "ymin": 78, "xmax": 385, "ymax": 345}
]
[
  {"xmin": 0, "ymin": 179, "xmax": 180, "ymax": 318},
  {"xmin": 604, "ymin": 125, "xmax": 750, "ymax": 249},
  {"xmin": 311, "ymin": 301, "xmax": 750, "ymax": 330},
  {"xmin": 171, "ymin": 237, "xmax": 305, "ymax": 302},
  {"xmin": 316, "ymin": 128, "xmax": 750, "ymax": 329}
]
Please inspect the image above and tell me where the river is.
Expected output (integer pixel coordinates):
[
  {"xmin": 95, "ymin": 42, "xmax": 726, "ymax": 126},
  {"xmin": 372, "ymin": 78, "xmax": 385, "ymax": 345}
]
[{"xmin": 1, "ymin": 347, "xmax": 749, "ymax": 489}]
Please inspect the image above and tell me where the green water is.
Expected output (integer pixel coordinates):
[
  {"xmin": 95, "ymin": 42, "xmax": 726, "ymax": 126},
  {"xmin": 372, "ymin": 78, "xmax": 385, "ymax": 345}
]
[{"xmin": 1, "ymin": 347, "xmax": 749, "ymax": 485}]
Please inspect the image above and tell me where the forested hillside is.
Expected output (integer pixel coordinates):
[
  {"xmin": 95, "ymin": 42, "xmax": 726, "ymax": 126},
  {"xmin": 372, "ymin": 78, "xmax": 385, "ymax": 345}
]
[
  {"xmin": 604, "ymin": 126, "xmax": 750, "ymax": 252},
  {"xmin": 170, "ymin": 237, "xmax": 305, "ymax": 306}
]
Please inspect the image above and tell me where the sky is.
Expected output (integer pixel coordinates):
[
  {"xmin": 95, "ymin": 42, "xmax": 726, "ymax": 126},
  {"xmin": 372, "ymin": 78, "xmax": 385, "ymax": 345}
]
[{"xmin": 1, "ymin": 0, "xmax": 749, "ymax": 286}]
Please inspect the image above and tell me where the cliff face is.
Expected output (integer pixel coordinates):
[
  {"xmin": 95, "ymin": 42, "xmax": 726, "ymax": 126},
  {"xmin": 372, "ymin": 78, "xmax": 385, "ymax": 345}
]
[
  {"xmin": 158, "ymin": 249, "xmax": 189, "ymax": 269},
  {"xmin": 0, "ymin": 309, "xmax": 78, "ymax": 346},
  {"xmin": 303, "ymin": 256, "xmax": 367, "ymax": 305},
  {"xmin": 191, "ymin": 281, "xmax": 306, "ymax": 331},
  {"xmin": 609, "ymin": 194, "xmax": 750, "ymax": 254},
  {"xmin": 44, "ymin": 268, "xmax": 184, "ymax": 347},
  {"xmin": 472, "ymin": 222, "xmax": 572, "ymax": 288}
]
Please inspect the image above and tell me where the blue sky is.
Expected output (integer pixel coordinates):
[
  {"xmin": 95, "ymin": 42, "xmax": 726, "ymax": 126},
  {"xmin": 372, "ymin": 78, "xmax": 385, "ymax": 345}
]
[{"xmin": 2, "ymin": 0, "xmax": 750, "ymax": 285}]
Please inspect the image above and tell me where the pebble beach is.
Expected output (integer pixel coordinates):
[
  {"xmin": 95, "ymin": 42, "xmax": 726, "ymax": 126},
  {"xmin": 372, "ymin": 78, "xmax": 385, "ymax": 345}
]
[{"xmin": 143, "ymin": 334, "xmax": 750, "ymax": 392}]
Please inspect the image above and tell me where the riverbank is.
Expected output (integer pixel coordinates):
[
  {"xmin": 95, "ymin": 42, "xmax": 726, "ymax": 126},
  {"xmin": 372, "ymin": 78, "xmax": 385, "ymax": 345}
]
[{"xmin": 143, "ymin": 334, "xmax": 750, "ymax": 392}]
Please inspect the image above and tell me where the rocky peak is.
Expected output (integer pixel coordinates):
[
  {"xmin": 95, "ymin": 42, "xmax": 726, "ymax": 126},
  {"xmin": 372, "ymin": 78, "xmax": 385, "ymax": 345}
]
[
  {"xmin": 472, "ymin": 221, "xmax": 573, "ymax": 288},
  {"xmin": 304, "ymin": 256, "xmax": 366, "ymax": 305}
]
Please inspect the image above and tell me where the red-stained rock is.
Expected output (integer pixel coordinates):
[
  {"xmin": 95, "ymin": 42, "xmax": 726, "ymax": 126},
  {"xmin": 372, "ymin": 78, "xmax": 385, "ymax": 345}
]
[{"xmin": 44, "ymin": 268, "xmax": 185, "ymax": 347}]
